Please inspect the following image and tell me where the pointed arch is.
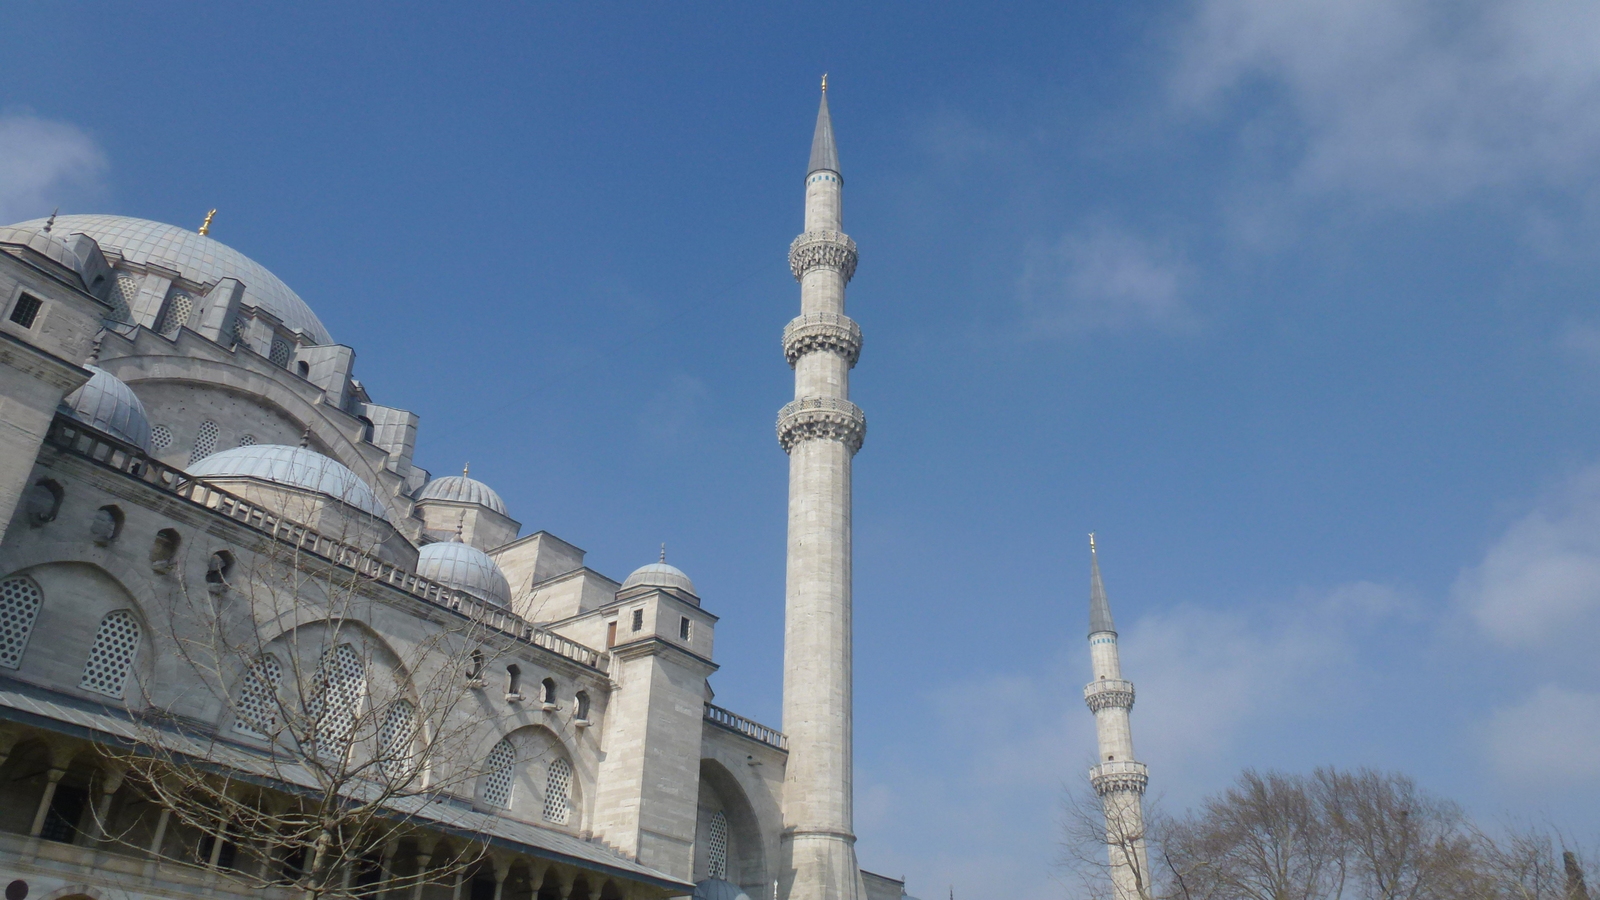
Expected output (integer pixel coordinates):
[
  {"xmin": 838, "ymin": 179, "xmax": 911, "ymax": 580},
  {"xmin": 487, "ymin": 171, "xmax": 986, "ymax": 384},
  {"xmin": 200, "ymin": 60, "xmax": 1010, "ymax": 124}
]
[{"xmin": 80, "ymin": 609, "xmax": 142, "ymax": 698}]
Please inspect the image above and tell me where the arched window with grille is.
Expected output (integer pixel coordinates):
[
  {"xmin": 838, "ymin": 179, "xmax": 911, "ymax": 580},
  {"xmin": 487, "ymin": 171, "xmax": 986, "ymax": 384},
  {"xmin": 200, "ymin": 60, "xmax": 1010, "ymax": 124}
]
[
  {"xmin": 379, "ymin": 700, "xmax": 417, "ymax": 782},
  {"xmin": 707, "ymin": 810, "xmax": 730, "ymax": 879},
  {"xmin": 481, "ymin": 739, "xmax": 515, "ymax": 808},
  {"xmin": 543, "ymin": 757, "xmax": 572, "ymax": 824},
  {"xmin": 233, "ymin": 656, "xmax": 284, "ymax": 738},
  {"xmin": 0, "ymin": 575, "xmax": 43, "ymax": 670},
  {"xmin": 189, "ymin": 420, "xmax": 219, "ymax": 464},
  {"xmin": 80, "ymin": 610, "xmax": 141, "ymax": 698},
  {"xmin": 309, "ymin": 644, "xmax": 366, "ymax": 751}
]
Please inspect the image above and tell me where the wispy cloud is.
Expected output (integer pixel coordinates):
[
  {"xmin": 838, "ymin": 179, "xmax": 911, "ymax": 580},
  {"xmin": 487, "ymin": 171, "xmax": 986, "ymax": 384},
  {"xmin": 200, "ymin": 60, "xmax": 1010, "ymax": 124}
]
[
  {"xmin": 0, "ymin": 113, "xmax": 106, "ymax": 223},
  {"xmin": 1020, "ymin": 226, "xmax": 1196, "ymax": 336},
  {"xmin": 1173, "ymin": 0, "xmax": 1600, "ymax": 203},
  {"xmin": 1485, "ymin": 684, "xmax": 1600, "ymax": 786}
]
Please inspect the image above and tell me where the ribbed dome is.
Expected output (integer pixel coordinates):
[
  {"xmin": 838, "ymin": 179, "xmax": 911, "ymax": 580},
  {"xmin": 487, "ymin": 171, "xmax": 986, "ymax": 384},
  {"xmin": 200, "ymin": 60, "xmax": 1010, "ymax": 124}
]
[
  {"xmin": 622, "ymin": 561, "xmax": 697, "ymax": 596},
  {"xmin": 4, "ymin": 215, "xmax": 332, "ymax": 344},
  {"xmin": 415, "ymin": 473, "xmax": 508, "ymax": 516},
  {"xmin": 60, "ymin": 366, "xmax": 151, "ymax": 450},
  {"xmin": 416, "ymin": 541, "xmax": 512, "ymax": 607},
  {"xmin": 187, "ymin": 445, "xmax": 389, "ymax": 520}
]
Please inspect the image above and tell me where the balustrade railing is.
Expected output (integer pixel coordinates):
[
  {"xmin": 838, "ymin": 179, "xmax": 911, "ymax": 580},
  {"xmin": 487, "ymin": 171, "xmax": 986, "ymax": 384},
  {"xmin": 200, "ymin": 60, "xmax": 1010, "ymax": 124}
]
[
  {"xmin": 704, "ymin": 702, "xmax": 788, "ymax": 751},
  {"xmin": 44, "ymin": 416, "xmax": 605, "ymax": 672}
]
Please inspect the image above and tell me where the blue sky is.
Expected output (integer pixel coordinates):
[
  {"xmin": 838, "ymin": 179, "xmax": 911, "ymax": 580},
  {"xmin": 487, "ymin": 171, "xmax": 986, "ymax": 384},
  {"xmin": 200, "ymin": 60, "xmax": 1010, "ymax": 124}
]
[{"xmin": 6, "ymin": 2, "xmax": 1600, "ymax": 896}]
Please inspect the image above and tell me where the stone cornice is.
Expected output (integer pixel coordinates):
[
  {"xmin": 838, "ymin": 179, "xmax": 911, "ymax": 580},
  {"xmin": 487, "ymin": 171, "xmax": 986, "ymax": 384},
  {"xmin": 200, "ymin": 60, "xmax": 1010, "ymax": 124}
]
[
  {"xmin": 776, "ymin": 396, "xmax": 866, "ymax": 455},
  {"xmin": 783, "ymin": 313, "xmax": 861, "ymax": 368},
  {"xmin": 1083, "ymin": 678, "xmax": 1136, "ymax": 713},
  {"xmin": 1089, "ymin": 760, "xmax": 1149, "ymax": 796},
  {"xmin": 788, "ymin": 230, "xmax": 858, "ymax": 284}
]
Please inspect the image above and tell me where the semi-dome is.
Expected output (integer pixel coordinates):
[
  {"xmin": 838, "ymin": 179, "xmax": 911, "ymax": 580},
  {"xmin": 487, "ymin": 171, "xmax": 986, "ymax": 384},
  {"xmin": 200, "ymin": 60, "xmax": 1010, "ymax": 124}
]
[
  {"xmin": 622, "ymin": 560, "xmax": 697, "ymax": 596},
  {"xmin": 415, "ymin": 470, "xmax": 508, "ymax": 517},
  {"xmin": 60, "ymin": 366, "xmax": 151, "ymax": 450},
  {"xmin": 187, "ymin": 445, "xmax": 389, "ymax": 520},
  {"xmin": 4, "ymin": 215, "xmax": 332, "ymax": 344},
  {"xmin": 416, "ymin": 541, "xmax": 512, "ymax": 607}
]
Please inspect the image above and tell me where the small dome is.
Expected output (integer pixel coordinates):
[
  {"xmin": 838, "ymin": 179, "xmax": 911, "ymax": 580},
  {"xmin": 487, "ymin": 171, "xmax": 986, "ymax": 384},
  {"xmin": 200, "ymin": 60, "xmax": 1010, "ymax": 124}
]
[
  {"xmin": 622, "ymin": 561, "xmax": 697, "ymax": 596},
  {"xmin": 693, "ymin": 881, "xmax": 750, "ymax": 900},
  {"xmin": 60, "ymin": 366, "xmax": 151, "ymax": 450},
  {"xmin": 415, "ymin": 472, "xmax": 508, "ymax": 517},
  {"xmin": 416, "ymin": 541, "xmax": 512, "ymax": 607},
  {"xmin": 187, "ymin": 445, "xmax": 390, "ymax": 520}
]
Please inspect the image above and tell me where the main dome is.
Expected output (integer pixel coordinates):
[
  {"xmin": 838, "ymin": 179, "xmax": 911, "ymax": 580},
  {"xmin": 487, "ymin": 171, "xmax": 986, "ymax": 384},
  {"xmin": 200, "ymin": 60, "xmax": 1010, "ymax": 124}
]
[
  {"xmin": 60, "ymin": 366, "xmax": 151, "ymax": 450},
  {"xmin": 187, "ymin": 445, "xmax": 389, "ymax": 520},
  {"xmin": 416, "ymin": 541, "xmax": 512, "ymax": 607},
  {"xmin": 6, "ymin": 215, "xmax": 332, "ymax": 344},
  {"xmin": 415, "ymin": 474, "xmax": 508, "ymax": 517}
]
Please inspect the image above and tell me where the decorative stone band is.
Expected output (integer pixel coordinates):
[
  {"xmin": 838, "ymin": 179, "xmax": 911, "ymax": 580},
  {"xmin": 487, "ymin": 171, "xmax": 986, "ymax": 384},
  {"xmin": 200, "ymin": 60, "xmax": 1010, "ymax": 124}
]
[
  {"xmin": 783, "ymin": 312, "xmax": 862, "ymax": 367},
  {"xmin": 789, "ymin": 230, "xmax": 859, "ymax": 283},
  {"xmin": 1083, "ymin": 678, "xmax": 1136, "ymax": 713},
  {"xmin": 777, "ymin": 396, "xmax": 867, "ymax": 455},
  {"xmin": 1089, "ymin": 760, "xmax": 1150, "ymax": 797}
]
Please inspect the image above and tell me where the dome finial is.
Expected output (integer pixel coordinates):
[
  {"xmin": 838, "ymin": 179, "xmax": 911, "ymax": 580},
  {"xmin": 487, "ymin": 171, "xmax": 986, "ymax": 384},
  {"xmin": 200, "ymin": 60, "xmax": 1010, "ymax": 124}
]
[
  {"xmin": 299, "ymin": 427, "xmax": 311, "ymax": 449},
  {"xmin": 1089, "ymin": 531, "xmax": 1096, "ymax": 554},
  {"xmin": 660, "ymin": 543, "xmax": 667, "ymax": 563},
  {"xmin": 456, "ymin": 511, "xmax": 466, "ymax": 543},
  {"xmin": 821, "ymin": 72, "xmax": 828, "ymax": 93},
  {"xmin": 198, "ymin": 209, "xmax": 216, "ymax": 236},
  {"xmin": 43, "ymin": 208, "xmax": 57, "ymax": 234}
]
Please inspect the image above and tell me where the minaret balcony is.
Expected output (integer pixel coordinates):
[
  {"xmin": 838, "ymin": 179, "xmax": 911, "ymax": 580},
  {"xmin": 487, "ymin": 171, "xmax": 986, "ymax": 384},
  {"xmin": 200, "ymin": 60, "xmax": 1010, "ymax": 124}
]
[
  {"xmin": 1083, "ymin": 678, "xmax": 1136, "ymax": 712},
  {"xmin": 1089, "ymin": 760, "xmax": 1149, "ymax": 796},
  {"xmin": 784, "ymin": 312, "xmax": 862, "ymax": 367},
  {"xmin": 789, "ymin": 230, "xmax": 858, "ymax": 283},
  {"xmin": 776, "ymin": 396, "xmax": 866, "ymax": 455}
]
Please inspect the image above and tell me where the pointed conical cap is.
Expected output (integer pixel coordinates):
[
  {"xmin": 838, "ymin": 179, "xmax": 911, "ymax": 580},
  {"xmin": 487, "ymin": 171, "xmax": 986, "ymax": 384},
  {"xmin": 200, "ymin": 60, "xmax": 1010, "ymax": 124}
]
[
  {"xmin": 808, "ymin": 89, "xmax": 840, "ymax": 176},
  {"xmin": 1089, "ymin": 537, "xmax": 1116, "ymax": 636}
]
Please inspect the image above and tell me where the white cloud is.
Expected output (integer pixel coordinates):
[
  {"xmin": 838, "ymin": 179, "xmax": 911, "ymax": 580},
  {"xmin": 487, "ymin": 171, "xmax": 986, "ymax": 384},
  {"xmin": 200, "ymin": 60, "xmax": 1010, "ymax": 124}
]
[
  {"xmin": 1485, "ymin": 684, "xmax": 1600, "ymax": 786},
  {"xmin": 1454, "ymin": 464, "xmax": 1600, "ymax": 648},
  {"xmin": 1173, "ymin": 0, "xmax": 1600, "ymax": 202},
  {"xmin": 0, "ymin": 114, "xmax": 106, "ymax": 223},
  {"xmin": 1020, "ymin": 227, "xmax": 1195, "ymax": 335}
]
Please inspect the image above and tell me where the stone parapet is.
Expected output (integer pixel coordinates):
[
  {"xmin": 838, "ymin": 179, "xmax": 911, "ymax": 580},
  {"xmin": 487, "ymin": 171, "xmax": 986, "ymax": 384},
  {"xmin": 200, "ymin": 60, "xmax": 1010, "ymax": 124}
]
[
  {"xmin": 789, "ymin": 230, "xmax": 859, "ymax": 283},
  {"xmin": 1084, "ymin": 678, "xmax": 1136, "ymax": 713},
  {"xmin": 783, "ymin": 312, "xmax": 862, "ymax": 367},
  {"xmin": 777, "ymin": 396, "xmax": 866, "ymax": 455},
  {"xmin": 1090, "ymin": 760, "xmax": 1149, "ymax": 796}
]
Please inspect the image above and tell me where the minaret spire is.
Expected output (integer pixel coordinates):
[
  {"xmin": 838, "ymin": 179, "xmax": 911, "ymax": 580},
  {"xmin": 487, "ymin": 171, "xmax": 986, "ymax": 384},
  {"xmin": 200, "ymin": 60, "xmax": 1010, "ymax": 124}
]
[
  {"xmin": 1082, "ymin": 537, "xmax": 1151, "ymax": 900},
  {"xmin": 778, "ymin": 80, "xmax": 867, "ymax": 900}
]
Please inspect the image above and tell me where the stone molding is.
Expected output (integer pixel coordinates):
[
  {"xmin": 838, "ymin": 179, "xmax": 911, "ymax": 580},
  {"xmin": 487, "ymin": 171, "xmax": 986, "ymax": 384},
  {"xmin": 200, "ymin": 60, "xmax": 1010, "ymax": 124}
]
[
  {"xmin": 783, "ymin": 313, "xmax": 862, "ymax": 368},
  {"xmin": 788, "ymin": 230, "xmax": 858, "ymax": 284},
  {"xmin": 1089, "ymin": 760, "xmax": 1149, "ymax": 796},
  {"xmin": 1083, "ymin": 678, "xmax": 1136, "ymax": 713},
  {"xmin": 776, "ymin": 396, "xmax": 866, "ymax": 455}
]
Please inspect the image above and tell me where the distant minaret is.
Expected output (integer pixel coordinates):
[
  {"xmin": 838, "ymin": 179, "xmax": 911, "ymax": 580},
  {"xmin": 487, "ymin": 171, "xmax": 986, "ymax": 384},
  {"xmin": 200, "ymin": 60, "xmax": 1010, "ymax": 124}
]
[
  {"xmin": 778, "ymin": 75, "xmax": 867, "ymax": 900},
  {"xmin": 1084, "ymin": 536, "xmax": 1151, "ymax": 900}
]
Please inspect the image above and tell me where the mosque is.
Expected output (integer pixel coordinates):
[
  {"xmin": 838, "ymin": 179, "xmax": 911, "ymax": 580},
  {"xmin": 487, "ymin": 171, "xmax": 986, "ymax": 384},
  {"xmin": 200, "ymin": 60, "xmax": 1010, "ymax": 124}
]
[{"xmin": 0, "ymin": 86, "xmax": 903, "ymax": 900}]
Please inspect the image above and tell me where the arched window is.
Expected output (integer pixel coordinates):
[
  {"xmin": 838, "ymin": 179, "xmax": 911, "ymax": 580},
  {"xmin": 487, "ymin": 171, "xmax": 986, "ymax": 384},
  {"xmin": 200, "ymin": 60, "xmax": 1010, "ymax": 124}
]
[
  {"xmin": 233, "ymin": 656, "xmax": 283, "ymax": 738},
  {"xmin": 573, "ymin": 690, "xmax": 590, "ymax": 721},
  {"xmin": 482, "ymin": 739, "xmax": 515, "ymax": 808},
  {"xmin": 540, "ymin": 677, "xmax": 556, "ymax": 705},
  {"xmin": 190, "ymin": 420, "xmax": 219, "ymax": 464},
  {"xmin": 81, "ymin": 610, "xmax": 141, "ymax": 698},
  {"xmin": 543, "ymin": 757, "xmax": 572, "ymax": 824},
  {"xmin": 707, "ymin": 810, "xmax": 730, "ymax": 879},
  {"xmin": 0, "ymin": 575, "xmax": 43, "ymax": 669},
  {"xmin": 159, "ymin": 291, "xmax": 194, "ymax": 336},
  {"xmin": 379, "ymin": 700, "xmax": 417, "ymax": 782},
  {"xmin": 309, "ymin": 644, "xmax": 366, "ymax": 750}
]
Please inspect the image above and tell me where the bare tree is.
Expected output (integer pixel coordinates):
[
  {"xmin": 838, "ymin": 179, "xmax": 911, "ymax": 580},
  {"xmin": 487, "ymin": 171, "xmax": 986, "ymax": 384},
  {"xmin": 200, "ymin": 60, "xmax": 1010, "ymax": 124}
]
[{"xmin": 1060, "ymin": 773, "xmax": 1157, "ymax": 900}]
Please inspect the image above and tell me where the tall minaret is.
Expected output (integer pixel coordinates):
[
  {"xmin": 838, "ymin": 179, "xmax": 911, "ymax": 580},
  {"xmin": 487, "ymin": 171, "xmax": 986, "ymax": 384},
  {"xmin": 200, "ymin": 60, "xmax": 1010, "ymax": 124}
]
[
  {"xmin": 1084, "ymin": 536, "xmax": 1151, "ymax": 900},
  {"xmin": 778, "ymin": 76, "xmax": 868, "ymax": 900}
]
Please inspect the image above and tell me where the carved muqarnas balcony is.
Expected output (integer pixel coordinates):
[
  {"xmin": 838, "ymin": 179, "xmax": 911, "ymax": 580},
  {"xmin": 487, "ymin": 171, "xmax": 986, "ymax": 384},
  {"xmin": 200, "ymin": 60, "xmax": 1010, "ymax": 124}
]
[
  {"xmin": 783, "ymin": 312, "xmax": 862, "ymax": 367},
  {"xmin": 789, "ymin": 230, "xmax": 859, "ymax": 283},
  {"xmin": 776, "ymin": 396, "xmax": 866, "ymax": 455},
  {"xmin": 1083, "ymin": 678, "xmax": 1136, "ymax": 713},
  {"xmin": 1090, "ymin": 760, "xmax": 1149, "ymax": 796}
]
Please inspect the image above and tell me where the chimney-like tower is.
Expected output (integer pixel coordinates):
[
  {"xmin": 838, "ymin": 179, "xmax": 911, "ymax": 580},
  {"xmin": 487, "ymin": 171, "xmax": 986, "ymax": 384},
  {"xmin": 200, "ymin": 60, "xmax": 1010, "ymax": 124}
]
[
  {"xmin": 1084, "ymin": 535, "xmax": 1151, "ymax": 900},
  {"xmin": 778, "ymin": 77, "xmax": 867, "ymax": 900}
]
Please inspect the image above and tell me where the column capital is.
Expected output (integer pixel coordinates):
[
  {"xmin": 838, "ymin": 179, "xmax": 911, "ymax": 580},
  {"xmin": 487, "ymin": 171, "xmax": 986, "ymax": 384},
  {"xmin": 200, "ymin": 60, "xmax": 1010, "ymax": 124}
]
[
  {"xmin": 777, "ymin": 396, "xmax": 866, "ymax": 455},
  {"xmin": 789, "ymin": 230, "xmax": 858, "ymax": 283}
]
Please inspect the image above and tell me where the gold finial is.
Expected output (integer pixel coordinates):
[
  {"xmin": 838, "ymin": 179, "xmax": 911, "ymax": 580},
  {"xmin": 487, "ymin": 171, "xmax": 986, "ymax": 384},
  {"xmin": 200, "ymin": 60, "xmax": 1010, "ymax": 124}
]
[
  {"xmin": 463, "ymin": 462, "xmax": 470, "ymax": 477},
  {"xmin": 1089, "ymin": 532, "xmax": 1097, "ymax": 553},
  {"xmin": 821, "ymin": 73, "xmax": 828, "ymax": 93},
  {"xmin": 198, "ymin": 209, "xmax": 217, "ymax": 236}
]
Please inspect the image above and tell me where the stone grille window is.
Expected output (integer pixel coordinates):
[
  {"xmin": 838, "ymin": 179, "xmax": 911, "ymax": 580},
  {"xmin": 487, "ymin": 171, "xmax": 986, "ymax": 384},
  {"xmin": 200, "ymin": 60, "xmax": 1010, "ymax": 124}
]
[
  {"xmin": 8, "ymin": 293, "xmax": 42, "ymax": 328},
  {"xmin": 159, "ymin": 291, "xmax": 194, "ymax": 335},
  {"xmin": 190, "ymin": 420, "xmax": 219, "ymax": 464},
  {"xmin": 238, "ymin": 434, "xmax": 257, "ymax": 448},
  {"xmin": 631, "ymin": 608, "xmax": 643, "ymax": 632},
  {"xmin": 80, "ymin": 610, "xmax": 141, "ymax": 698},
  {"xmin": 269, "ymin": 337, "xmax": 292, "ymax": 368},
  {"xmin": 150, "ymin": 425, "xmax": 173, "ymax": 452},
  {"xmin": 233, "ymin": 656, "xmax": 283, "ymax": 738},
  {"xmin": 708, "ymin": 810, "xmax": 729, "ymax": 879},
  {"xmin": 108, "ymin": 274, "xmax": 139, "ymax": 323},
  {"xmin": 482, "ymin": 739, "xmax": 515, "ymax": 808},
  {"xmin": 309, "ymin": 644, "xmax": 366, "ymax": 750},
  {"xmin": 0, "ymin": 576, "xmax": 43, "ymax": 669},
  {"xmin": 379, "ymin": 699, "xmax": 416, "ymax": 782},
  {"xmin": 543, "ymin": 757, "xmax": 572, "ymax": 824}
]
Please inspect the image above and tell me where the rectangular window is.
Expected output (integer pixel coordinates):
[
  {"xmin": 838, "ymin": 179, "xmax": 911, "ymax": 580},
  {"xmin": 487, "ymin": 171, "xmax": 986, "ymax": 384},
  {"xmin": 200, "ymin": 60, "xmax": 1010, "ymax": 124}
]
[
  {"xmin": 679, "ymin": 616, "xmax": 692, "ymax": 641},
  {"xmin": 606, "ymin": 621, "xmax": 617, "ymax": 648},
  {"xmin": 9, "ymin": 293, "xmax": 43, "ymax": 328},
  {"xmin": 631, "ymin": 608, "xmax": 644, "ymax": 632}
]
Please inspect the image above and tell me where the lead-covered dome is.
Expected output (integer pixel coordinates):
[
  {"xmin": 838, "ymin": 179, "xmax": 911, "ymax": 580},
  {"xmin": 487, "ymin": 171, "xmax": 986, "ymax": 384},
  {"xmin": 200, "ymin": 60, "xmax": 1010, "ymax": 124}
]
[
  {"xmin": 5, "ymin": 215, "xmax": 332, "ymax": 344},
  {"xmin": 622, "ymin": 561, "xmax": 697, "ymax": 596},
  {"xmin": 415, "ymin": 473, "xmax": 508, "ymax": 517},
  {"xmin": 187, "ymin": 445, "xmax": 389, "ymax": 520},
  {"xmin": 416, "ymin": 541, "xmax": 512, "ymax": 607},
  {"xmin": 60, "ymin": 366, "xmax": 151, "ymax": 450}
]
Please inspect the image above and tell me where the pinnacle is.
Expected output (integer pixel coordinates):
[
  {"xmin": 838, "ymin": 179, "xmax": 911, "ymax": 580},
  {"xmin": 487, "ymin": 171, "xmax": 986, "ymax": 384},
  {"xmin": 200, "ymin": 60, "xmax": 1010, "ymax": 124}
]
[{"xmin": 808, "ymin": 89, "xmax": 840, "ymax": 176}]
